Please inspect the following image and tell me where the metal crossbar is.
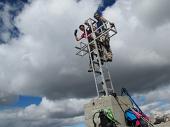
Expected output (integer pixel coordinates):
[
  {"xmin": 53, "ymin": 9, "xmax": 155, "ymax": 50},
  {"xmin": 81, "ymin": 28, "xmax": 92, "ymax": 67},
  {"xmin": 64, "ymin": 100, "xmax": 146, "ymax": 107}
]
[{"xmin": 75, "ymin": 17, "xmax": 117, "ymax": 97}]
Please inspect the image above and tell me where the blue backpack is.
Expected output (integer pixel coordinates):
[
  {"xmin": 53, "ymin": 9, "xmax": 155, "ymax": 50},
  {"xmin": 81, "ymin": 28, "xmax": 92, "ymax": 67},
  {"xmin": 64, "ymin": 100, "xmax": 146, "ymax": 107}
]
[
  {"xmin": 125, "ymin": 109, "xmax": 137, "ymax": 121},
  {"xmin": 124, "ymin": 109, "xmax": 139, "ymax": 126},
  {"xmin": 124, "ymin": 108, "xmax": 149, "ymax": 127}
]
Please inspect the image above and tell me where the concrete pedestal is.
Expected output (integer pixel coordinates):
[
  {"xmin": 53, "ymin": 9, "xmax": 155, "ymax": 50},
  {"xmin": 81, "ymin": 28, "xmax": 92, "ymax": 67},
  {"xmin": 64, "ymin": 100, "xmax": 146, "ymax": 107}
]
[{"xmin": 84, "ymin": 95, "xmax": 133, "ymax": 127}]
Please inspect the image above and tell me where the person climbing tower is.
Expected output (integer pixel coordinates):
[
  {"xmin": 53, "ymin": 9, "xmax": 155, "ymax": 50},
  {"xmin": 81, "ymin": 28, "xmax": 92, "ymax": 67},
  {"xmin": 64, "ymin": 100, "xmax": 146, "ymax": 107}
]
[
  {"xmin": 74, "ymin": 24, "xmax": 95, "ymax": 72},
  {"xmin": 94, "ymin": 12, "xmax": 115, "ymax": 62}
]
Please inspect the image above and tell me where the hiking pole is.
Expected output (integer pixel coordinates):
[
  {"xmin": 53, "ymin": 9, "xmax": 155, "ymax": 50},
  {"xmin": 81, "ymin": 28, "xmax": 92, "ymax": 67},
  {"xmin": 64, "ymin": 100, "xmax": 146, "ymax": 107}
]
[{"xmin": 140, "ymin": 116, "xmax": 155, "ymax": 127}]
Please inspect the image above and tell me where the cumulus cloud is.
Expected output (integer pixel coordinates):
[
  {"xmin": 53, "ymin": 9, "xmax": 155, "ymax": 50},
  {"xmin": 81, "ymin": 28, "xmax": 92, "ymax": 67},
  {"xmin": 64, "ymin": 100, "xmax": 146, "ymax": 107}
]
[
  {"xmin": 0, "ymin": 0, "xmax": 169, "ymax": 100},
  {"xmin": 0, "ymin": 97, "xmax": 88, "ymax": 127},
  {"xmin": 0, "ymin": 0, "xmax": 170, "ymax": 126},
  {"xmin": 132, "ymin": 0, "xmax": 170, "ymax": 28},
  {"xmin": 0, "ymin": 0, "xmax": 99, "ymax": 99},
  {"xmin": 0, "ymin": 0, "xmax": 29, "ymax": 43},
  {"xmin": 133, "ymin": 84, "xmax": 170, "ymax": 115},
  {"xmin": 103, "ymin": 0, "xmax": 170, "ymax": 93}
]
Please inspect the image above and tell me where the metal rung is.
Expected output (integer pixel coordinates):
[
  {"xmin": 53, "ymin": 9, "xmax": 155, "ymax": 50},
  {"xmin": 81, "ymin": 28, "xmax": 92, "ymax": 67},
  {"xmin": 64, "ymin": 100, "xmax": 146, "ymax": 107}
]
[
  {"xmin": 75, "ymin": 46, "xmax": 88, "ymax": 52},
  {"xmin": 75, "ymin": 46, "xmax": 81, "ymax": 50},
  {"xmin": 110, "ymin": 28, "xmax": 117, "ymax": 33},
  {"xmin": 105, "ymin": 78, "xmax": 110, "ymax": 82},
  {"xmin": 94, "ymin": 28, "xmax": 116, "ymax": 41},
  {"xmin": 107, "ymin": 88, "xmax": 113, "ymax": 90},
  {"xmin": 98, "ymin": 90, "xmax": 106, "ymax": 95},
  {"xmin": 93, "ymin": 61, "xmax": 99, "ymax": 65},
  {"xmin": 90, "ymin": 48, "xmax": 103, "ymax": 54},
  {"xmin": 90, "ymin": 49, "xmax": 95, "ymax": 54},
  {"xmin": 98, "ymin": 79, "xmax": 111, "ymax": 85},
  {"xmin": 75, "ymin": 46, "xmax": 89, "ymax": 57},
  {"xmin": 99, "ymin": 88, "xmax": 113, "ymax": 95},
  {"xmin": 95, "ymin": 71, "xmax": 101, "ymax": 74},
  {"xmin": 109, "ymin": 33, "xmax": 117, "ymax": 38}
]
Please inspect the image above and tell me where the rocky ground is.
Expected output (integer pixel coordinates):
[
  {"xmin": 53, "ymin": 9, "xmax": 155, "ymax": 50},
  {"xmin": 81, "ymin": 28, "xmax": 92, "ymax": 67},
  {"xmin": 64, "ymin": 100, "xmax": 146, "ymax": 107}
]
[{"xmin": 155, "ymin": 121, "xmax": 170, "ymax": 127}]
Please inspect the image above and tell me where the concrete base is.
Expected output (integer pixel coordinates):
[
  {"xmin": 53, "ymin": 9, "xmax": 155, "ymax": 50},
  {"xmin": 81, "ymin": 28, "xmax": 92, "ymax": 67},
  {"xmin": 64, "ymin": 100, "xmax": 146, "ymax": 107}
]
[{"xmin": 84, "ymin": 95, "xmax": 133, "ymax": 127}]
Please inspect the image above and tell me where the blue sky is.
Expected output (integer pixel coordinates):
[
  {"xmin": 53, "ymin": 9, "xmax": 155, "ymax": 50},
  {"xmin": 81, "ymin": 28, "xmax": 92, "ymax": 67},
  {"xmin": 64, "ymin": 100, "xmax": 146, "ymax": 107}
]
[
  {"xmin": 0, "ymin": 95, "xmax": 42, "ymax": 109},
  {"xmin": 12, "ymin": 95, "xmax": 42, "ymax": 108}
]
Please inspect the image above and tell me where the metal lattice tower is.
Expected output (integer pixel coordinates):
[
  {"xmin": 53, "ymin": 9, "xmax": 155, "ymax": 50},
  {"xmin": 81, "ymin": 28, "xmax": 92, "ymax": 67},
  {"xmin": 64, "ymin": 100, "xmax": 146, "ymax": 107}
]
[{"xmin": 75, "ymin": 18, "xmax": 117, "ymax": 97}]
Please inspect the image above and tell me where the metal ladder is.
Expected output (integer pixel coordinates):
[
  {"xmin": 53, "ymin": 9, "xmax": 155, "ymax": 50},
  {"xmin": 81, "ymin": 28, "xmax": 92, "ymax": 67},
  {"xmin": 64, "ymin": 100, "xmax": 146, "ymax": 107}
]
[{"xmin": 75, "ymin": 18, "xmax": 117, "ymax": 97}]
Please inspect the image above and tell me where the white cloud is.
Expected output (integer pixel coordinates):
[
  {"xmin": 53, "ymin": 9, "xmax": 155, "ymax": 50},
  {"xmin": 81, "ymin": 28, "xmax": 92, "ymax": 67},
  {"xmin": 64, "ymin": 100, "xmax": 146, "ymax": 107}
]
[
  {"xmin": 0, "ymin": 0, "xmax": 99, "ymax": 97},
  {"xmin": 134, "ymin": 84, "xmax": 170, "ymax": 115},
  {"xmin": 132, "ymin": 0, "xmax": 170, "ymax": 28},
  {"xmin": 0, "ymin": 0, "xmax": 169, "ymax": 100},
  {"xmin": 0, "ymin": 97, "xmax": 89, "ymax": 127},
  {"xmin": 0, "ymin": 0, "xmax": 170, "ymax": 126}
]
